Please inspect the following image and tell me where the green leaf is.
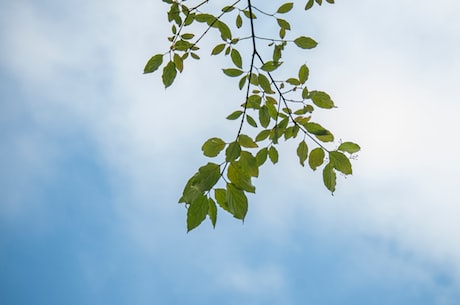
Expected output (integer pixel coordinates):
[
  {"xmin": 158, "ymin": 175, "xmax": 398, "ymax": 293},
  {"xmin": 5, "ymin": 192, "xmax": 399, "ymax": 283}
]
[
  {"xmin": 294, "ymin": 36, "xmax": 318, "ymax": 49},
  {"xmin": 286, "ymin": 78, "xmax": 300, "ymax": 86},
  {"xmin": 239, "ymin": 151, "xmax": 259, "ymax": 177},
  {"xmin": 323, "ymin": 163, "xmax": 336, "ymax": 193},
  {"xmin": 223, "ymin": 68, "xmax": 244, "ymax": 77},
  {"xmin": 243, "ymin": 10, "xmax": 256, "ymax": 19},
  {"xmin": 298, "ymin": 64, "xmax": 309, "ymax": 84},
  {"xmin": 302, "ymin": 87, "xmax": 309, "ymax": 99},
  {"xmin": 226, "ymin": 110, "xmax": 243, "ymax": 120},
  {"xmin": 338, "ymin": 142, "xmax": 361, "ymax": 154},
  {"xmin": 256, "ymin": 147, "xmax": 268, "ymax": 166},
  {"xmin": 246, "ymin": 95, "xmax": 261, "ymax": 109},
  {"xmin": 202, "ymin": 137, "xmax": 226, "ymax": 157},
  {"xmin": 261, "ymin": 61, "xmax": 282, "ymax": 72},
  {"xmin": 304, "ymin": 122, "xmax": 329, "ymax": 135},
  {"xmin": 308, "ymin": 147, "xmax": 325, "ymax": 171},
  {"xmin": 179, "ymin": 172, "xmax": 202, "ymax": 204},
  {"xmin": 236, "ymin": 14, "xmax": 243, "ymax": 28},
  {"xmin": 162, "ymin": 61, "xmax": 177, "ymax": 88},
  {"xmin": 144, "ymin": 54, "xmax": 163, "ymax": 74},
  {"xmin": 297, "ymin": 141, "xmax": 309, "ymax": 167},
  {"xmin": 268, "ymin": 146, "xmax": 279, "ymax": 164},
  {"xmin": 226, "ymin": 183, "xmax": 248, "ymax": 220},
  {"xmin": 173, "ymin": 53, "xmax": 184, "ymax": 73},
  {"xmin": 329, "ymin": 151, "xmax": 352, "ymax": 175},
  {"xmin": 310, "ymin": 91, "xmax": 335, "ymax": 109},
  {"xmin": 222, "ymin": 5, "xmax": 235, "ymax": 12},
  {"xmin": 246, "ymin": 115, "xmax": 258, "ymax": 128},
  {"xmin": 277, "ymin": 2, "xmax": 294, "ymax": 13},
  {"xmin": 259, "ymin": 106, "xmax": 271, "ymax": 128},
  {"xmin": 305, "ymin": 122, "xmax": 334, "ymax": 142},
  {"xmin": 255, "ymin": 129, "xmax": 270, "ymax": 142},
  {"xmin": 174, "ymin": 40, "xmax": 193, "ymax": 51},
  {"xmin": 239, "ymin": 75, "xmax": 248, "ymax": 90},
  {"xmin": 238, "ymin": 134, "xmax": 258, "ymax": 148},
  {"xmin": 231, "ymin": 49, "xmax": 243, "ymax": 68},
  {"xmin": 187, "ymin": 194, "xmax": 209, "ymax": 232},
  {"xmin": 305, "ymin": 0, "xmax": 314, "ymax": 10},
  {"xmin": 226, "ymin": 141, "xmax": 241, "ymax": 162},
  {"xmin": 214, "ymin": 188, "xmax": 230, "ymax": 212},
  {"xmin": 277, "ymin": 18, "xmax": 291, "ymax": 30},
  {"xmin": 316, "ymin": 133, "xmax": 334, "ymax": 143},
  {"xmin": 197, "ymin": 162, "xmax": 221, "ymax": 191},
  {"xmin": 208, "ymin": 198, "xmax": 217, "ymax": 228},
  {"xmin": 211, "ymin": 43, "xmax": 226, "ymax": 55},
  {"xmin": 258, "ymin": 73, "xmax": 273, "ymax": 93},
  {"xmin": 214, "ymin": 20, "xmax": 232, "ymax": 40},
  {"xmin": 195, "ymin": 13, "xmax": 216, "ymax": 24},
  {"xmin": 181, "ymin": 33, "xmax": 195, "ymax": 40},
  {"xmin": 227, "ymin": 162, "xmax": 255, "ymax": 193}
]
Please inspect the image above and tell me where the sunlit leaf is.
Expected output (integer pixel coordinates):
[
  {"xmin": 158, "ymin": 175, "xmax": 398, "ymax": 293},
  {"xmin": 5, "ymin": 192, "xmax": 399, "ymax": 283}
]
[
  {"xmin": 338, "ymin": 142, "xmax": 361, "ymax": 154},
  {"xmin": 294, "ymin": 36, "xmax": 318, "ymax": 49},
  {"xmin": 255, "ymin": 129, "xmax": 270, "ymax": 142},
  {"xmin": 214, "ymin": 188, "xmax": 230, "ymax": 212},
  {"xmin": 202, "ymin": 137, "xmax": 226, "ymax": 157},
  {"xmin": 308, "ymin": 147, "xmax": 325, "ymax": 171},
  {"xmin": 323, "ymin": 162, "xmax": 336, "ymax": 193},
  {"xmin": 238, "ymin": 134, "xmax": 258, "ymax": 148},
  {"xmin": 226, "ymin": 141, "xmax": 241, "ymax": 162},
  {"xmin": 296, "ymin": 141, "xmax": 309, "ymax": 166},
  {"xmin": 227, "ymin": 162, "xmax": 255, "ymax": 193},
  {"xmin": 329, "ymin": 151, "xmax": 352, "ymax": 175},
  {"xmin": 310, "ymin": 91, "xmax": 335, "ymax": 109},
  {"xmin": 144, "ymin": 54, "xmax": 163, "ymax": 74},
  {"xmin": 298, "ymin": 64, "xmax": 309, "ymax": 84}
]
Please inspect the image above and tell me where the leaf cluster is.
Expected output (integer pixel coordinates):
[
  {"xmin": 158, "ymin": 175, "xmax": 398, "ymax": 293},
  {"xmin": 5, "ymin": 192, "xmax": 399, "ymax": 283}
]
[{"xmin": 146, "ymin": 0, "xmax": 360, "ymax": 231}]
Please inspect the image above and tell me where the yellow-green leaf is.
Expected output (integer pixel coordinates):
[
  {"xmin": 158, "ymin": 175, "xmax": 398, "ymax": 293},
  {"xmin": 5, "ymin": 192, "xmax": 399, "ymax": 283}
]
[
  {"xmin": 162, "ymin": 61, "xmax": 177, "ymax": 88},
  {"xmin": 238, "ymin": 134, "xmax": 258, "ymax": 148},
  {"xmin": 294, "ymin": 36, "xmax": 318, "ymax": 49},
  {"xmin": 338, "ymin": 142, "xmax": 361, "ymax": 154},
  {"xmin": 310, "ymin": 91, "xmax": 335, "ymax": 109},
  {"xmin": 297, "ymin": 141, "xmax": 309, "ymax": 167},
  {"xmin": 329, "ymin": 151, "xmax": 352, "ymax": 175},
  {"xmin": 308, "ymin": 147, "xmax": 325, "ymax": 171},
  {"xmin": 277, "ymin": 2, "xmax": 294, "ymax": 14},
  {"xmin": 323, "ymin": 163, "xmax": 336, "ymax": 193},
  {"xmin": 202, "ymin": 137, "xmax": 226, "ymax": 157},
  {"xmin": 144, "ymin": 54, "xmax": 163, "ymax": 74}
]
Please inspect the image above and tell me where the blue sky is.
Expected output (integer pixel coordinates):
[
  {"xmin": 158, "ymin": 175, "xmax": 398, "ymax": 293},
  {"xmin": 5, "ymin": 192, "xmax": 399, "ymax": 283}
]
[{"xmin": 1, "ymin": 0, "xmax": 460, "ymax": 304}]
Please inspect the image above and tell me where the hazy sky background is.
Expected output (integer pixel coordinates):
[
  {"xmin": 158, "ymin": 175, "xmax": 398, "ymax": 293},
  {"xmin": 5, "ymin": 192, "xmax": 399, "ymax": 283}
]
[{"xmin": 1, "ymin": 0, "xmax": 460, "ymax": 304}]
